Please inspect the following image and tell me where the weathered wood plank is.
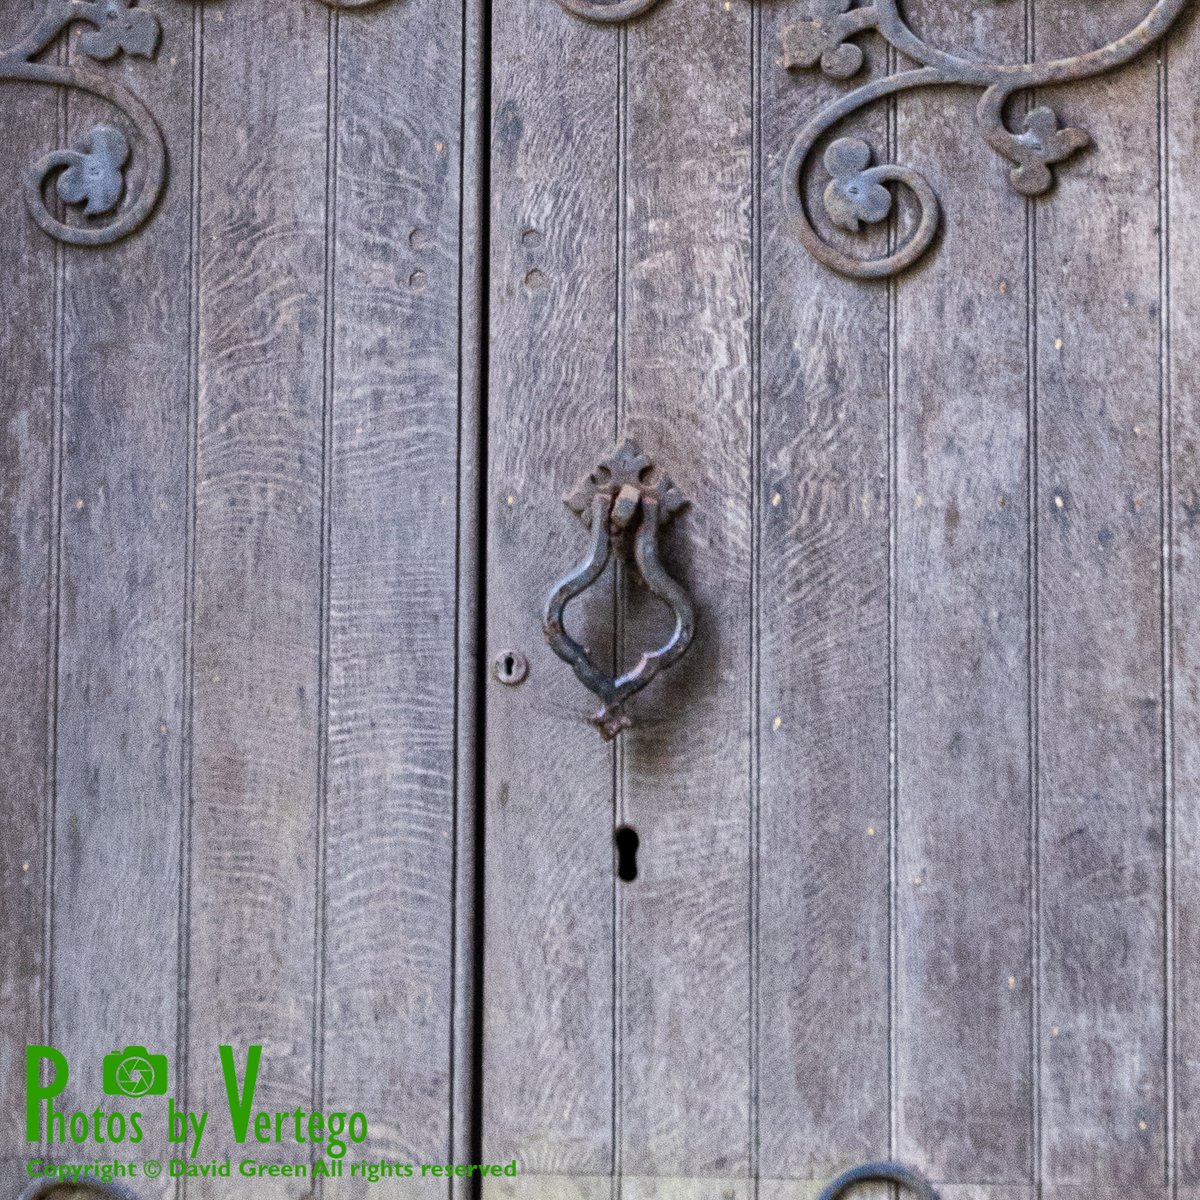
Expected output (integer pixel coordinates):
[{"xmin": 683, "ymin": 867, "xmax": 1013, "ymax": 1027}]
[
  {"xmin": 618, "ymin": 0, "xmax": 752, "ymax": 1177},
  {"xmin": 757, "ymin": 0, "xmax": 892, "ymax": 1182},
  {"xmin": 482, "ymin": 0, "xmax": 618, "ymax": 1177},
  {"xmin": 0, "ymin": 3, "xmax": 57, "ymax": 1191},
  {"xmin": 321, "ymin": 1, "xmax": 466, "ymax": 1195},
  {"xmin": 186, "ymin": 2, "xmax": 331, "ymax": 1192},
  {"xmin": 893, "ymin": 2, "xmax": 1033, "ymax": 1182},
  {"xmin": 1034, "ymin": 1, "xmax": 1167, "ymax": 1188},
  {"xmin": 1168, "ymin": 4, "xmax": 1200, "ymax": 1186},
  {"xmin": 48, "ymin": 4, "xmax": 195, "ymax": 1190}
]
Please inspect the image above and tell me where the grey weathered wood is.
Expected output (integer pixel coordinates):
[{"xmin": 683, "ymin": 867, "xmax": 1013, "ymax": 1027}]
[
  {"xmin": 482, "ymin": 0, "xmax": 619, "ymax": 1177},
  {"xmin": 186, "ymin": 3, "xmax": 330, "ymax": 1192},
  {"xmin": 894, "ymin": 2, "xmax": 1033, "ymax": 1183},
  {"xmin": 321, "ymin": 1, "xmax": 466, "ymax": 1195},
  {"xmin": 757, "ymin": 0, "xmax": 892, "ymax": 1182},
  {"xmin": 618, "ymin": 0, "xmax": 752, "ymax": 1176},
  {"xmin": 1169, "ymin": 4, "xmax": 1200, "ymax": 1186},
  {"xmin": 0, "ymin": 3, "xmax": 1196, "ymax": 1195},
  {"xmin": 48, "ymin": 6, "xmax": 195, "ymax": 1191},
  {"xmin": 1034, "ymin": 1, "xmax": 1167, "ymax": 1188},
  {"xmin": 0, "ymin": 2, "xmax": 56, "ymax": 1189}
]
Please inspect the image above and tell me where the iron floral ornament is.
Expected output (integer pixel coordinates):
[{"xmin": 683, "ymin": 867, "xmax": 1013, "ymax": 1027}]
[
  {"xmin": 0, "ymin": 0, "xmax": 166, "ymax": 246},
  {"xmin": 782, "ymin": 0, "xmax": 1191, "ymax": 278}
]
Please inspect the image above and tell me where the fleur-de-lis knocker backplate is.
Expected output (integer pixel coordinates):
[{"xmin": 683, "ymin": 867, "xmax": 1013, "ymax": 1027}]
[{"xmin": 782, "ymin": 0, "xmax": 1191, "ymax": 278}]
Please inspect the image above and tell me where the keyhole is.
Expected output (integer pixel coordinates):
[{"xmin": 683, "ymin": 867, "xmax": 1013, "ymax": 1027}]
[
  {"xmin": 614, "ymin": 825, "xmax": 639, "ymax": 883},
  {"xmin": 492, "ymin": 649, "xmax": 528, "ymax": 686}
]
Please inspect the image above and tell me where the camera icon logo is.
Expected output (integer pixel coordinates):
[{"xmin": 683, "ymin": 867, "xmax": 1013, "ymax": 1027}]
[{"xmin": 102, "ymin": 1046, "xmax": 169, "ymax": 1098}]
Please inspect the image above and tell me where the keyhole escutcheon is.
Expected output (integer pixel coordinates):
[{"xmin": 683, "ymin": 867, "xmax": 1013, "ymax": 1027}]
[{"xmin": 493, "ymin": 649, "xmax": 529, "ymax": 686}]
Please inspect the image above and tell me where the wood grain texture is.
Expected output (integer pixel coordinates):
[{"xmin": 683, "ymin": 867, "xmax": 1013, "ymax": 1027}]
[
  {"xmin": 893, "ymin": 2, "xmax": 1033, "ymax": 1182},
  {"xmin": 619, "ymin": 0, "xmax": 752, "ymax": 1177},
  {"xmin": 1168, "ymin": 3, "xmax": 1200, "ymax": 1187},
  {"xmin": 757, "ymin": 0, "xmax": 892, "ymax": 1181},
  {"xmin": 482, "ymin": 0, "xmax": 619, "ymax": 1177},
  {"xmin": 0, "ymin": 3, "xmax": 1195, "ymax": 1194},
  {"xmin": 48, "ymin": 4, "xmax": 195, "ymax": 1190},
  {"xmin": 321, "ymin": 1, "xmax": 465, "ymax": 1195},
  {"xmin": 186, "ymin": 2, "xmax": 330, "ymax": 1192},
  {"xmin": 0, "ymin": 2, "xmax": 57, "ymax": 1190},
  {"xmin": 1033, "ymin": 0, "xmax": 1167, "ymax": 1188}
]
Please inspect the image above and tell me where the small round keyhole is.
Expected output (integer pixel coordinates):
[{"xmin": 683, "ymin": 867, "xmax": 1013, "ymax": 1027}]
[
  {"xmin": 493, "ymin": 649, "xmax": 528, "ymax": 686},
  {"xmin": 614, "ymin": 825, "xmax": 639, "ymax": 883}
]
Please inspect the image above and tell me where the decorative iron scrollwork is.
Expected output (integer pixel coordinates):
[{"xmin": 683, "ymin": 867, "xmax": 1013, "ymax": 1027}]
[
  {"xmin": 543, "ymin": 440, "xmax": 696, "ymax": 740},
  {"xmin": 781, "ymin": 0, "xmax": 1191, "ymax": 278},
  {"xmin": 1, "ymin": 0, "xmax": 166, "ymax": 247},
  {"xmin": 552, "ymin": 0, "xmax": 663, "ymax": 23}
]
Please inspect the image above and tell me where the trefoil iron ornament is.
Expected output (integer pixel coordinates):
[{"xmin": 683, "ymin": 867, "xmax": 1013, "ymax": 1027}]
[
  {"xmin": 2, "ymin": 0, "xmax": 398, "ymax": 248},
  {"xmin": 782, "ymin": 0, "xmax": 1191, "ymax": 278},
  {"xmin": 1, "ymin": 0, "xmax": 166, "ymax": 247}
]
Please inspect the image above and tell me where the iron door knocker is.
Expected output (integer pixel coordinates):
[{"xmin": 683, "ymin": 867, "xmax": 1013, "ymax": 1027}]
[
  {"xmin": 818, "ymin": 1162, "xmax": 939, "ymax": 1200},
  {"xmin": 543, "ymin": 440, "xmax": 696, "ymax": 740}
]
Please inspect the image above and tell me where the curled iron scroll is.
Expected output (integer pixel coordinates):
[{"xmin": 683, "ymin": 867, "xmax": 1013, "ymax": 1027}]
[
  {"xmin": 782, "ymin": 0, "xmax": 1192, "ymax": 278},
  {"xmin": 543, "ymin": 440, "xmax": 696, "ymax": 740},
  {"xmin": 1, "ymin": 0, "xmax": 167, "ymax": 246}
]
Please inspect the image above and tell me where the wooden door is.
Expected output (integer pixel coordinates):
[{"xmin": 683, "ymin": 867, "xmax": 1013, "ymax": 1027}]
[
  {"xmin": 2, "ymin": 1, "xmax": 1199, "ymax": 1198},
  {"xmin": 482, "ymin": 1, "xmax": 1200, "ymax": 1198},
  {"xmin": 1, "ymin": 1, "xmax": 481, "ymax": 1196}
]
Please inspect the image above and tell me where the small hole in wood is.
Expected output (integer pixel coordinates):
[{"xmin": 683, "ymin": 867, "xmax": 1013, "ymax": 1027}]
[{"xmin": 614, "ymin": 825, "xmax": 639, "ymax": 883}]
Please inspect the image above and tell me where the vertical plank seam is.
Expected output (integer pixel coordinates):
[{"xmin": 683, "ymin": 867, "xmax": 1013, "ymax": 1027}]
[
  {"xmin": 175, "ymin": 5, "xmax": 205, "ymax": 1197},
  {"xmin": 450, "ymin": 0, "xmax": 483, "ymax": 1189},
  {"xmin": 1158, "ymin": 37, "xmax": 1177, "ymax": 1199},
  {"xmin": 41, "ymin": 37, "xmax": 68, "ymax": 1154},
  {"xmin": 749, "ymin": 0, "xmax": 763, "ymax": 1192},
  {"xmin": 612, "ymin": 22, "xmax": 628, "ymax": 1199},
  {"xmin": 311, "ymin": 10, "xmax": 339, "ymax": 1196},
  {"xmin": 886, "ymin": 37, "xmax": 900, "ymax": 1174},
  {"xmin": 451, "ymin": 0, "xmax": 490, "ymax": 1191},
  {"xmin": 1024, "ymin": 5, "xmax": 1043, "ymax": 1196}
]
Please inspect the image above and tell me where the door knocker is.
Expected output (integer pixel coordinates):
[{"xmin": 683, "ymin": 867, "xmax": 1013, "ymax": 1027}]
[
  {"xmin": 552, "ymin": 0, "xmax": 663, "ymax": 21},
  {"xmin": 20, "ymin": 1180, "xmax": 141, "ymax": 1200},
  {"xmin": 543, "ymin": 440, "xmax": 696, "ymax": 740},
  {"xmin": 818, "ymin": 1162, "xmax": 938, "ymax": 1200}
]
